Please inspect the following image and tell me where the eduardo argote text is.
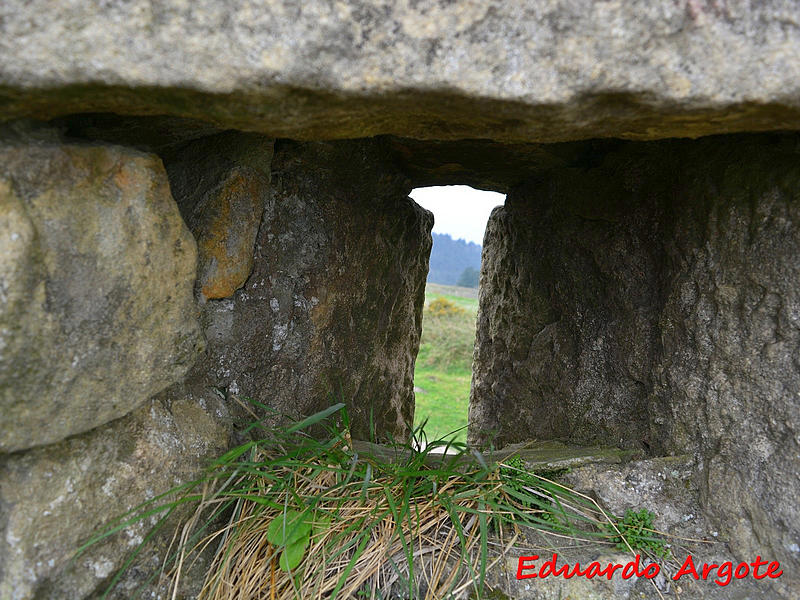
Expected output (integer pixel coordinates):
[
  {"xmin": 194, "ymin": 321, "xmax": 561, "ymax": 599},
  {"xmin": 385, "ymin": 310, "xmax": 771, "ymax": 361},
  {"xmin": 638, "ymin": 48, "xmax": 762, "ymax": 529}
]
[{"xmin": 517, "ymin": 553, "xmax": 783, "ymax": 587}]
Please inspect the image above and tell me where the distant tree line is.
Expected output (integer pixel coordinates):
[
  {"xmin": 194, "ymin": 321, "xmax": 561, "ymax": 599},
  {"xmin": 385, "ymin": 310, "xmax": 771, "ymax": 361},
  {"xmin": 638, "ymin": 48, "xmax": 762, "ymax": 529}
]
[
  {"xmin": 426, "ymin": 233, "xmax": 482, "ymax": 287},
  {"xmin": 456, "ymin": 266, "xmax": 480, "ymax": 288}
]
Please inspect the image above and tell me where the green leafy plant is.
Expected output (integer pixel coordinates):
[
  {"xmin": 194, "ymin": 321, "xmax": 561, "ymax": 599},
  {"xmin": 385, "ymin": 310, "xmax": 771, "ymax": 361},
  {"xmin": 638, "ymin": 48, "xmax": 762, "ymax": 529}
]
[
  {"xmin": 267, "ymin": 510, "xmax": 312, "ymax": 571},
  {"xmin": 266, "ymin": 509, "xmax": 332, "ymax": 571},
  {"xmin": 607, "ymin": 508, "xmax": 670, "ymax": 558}
]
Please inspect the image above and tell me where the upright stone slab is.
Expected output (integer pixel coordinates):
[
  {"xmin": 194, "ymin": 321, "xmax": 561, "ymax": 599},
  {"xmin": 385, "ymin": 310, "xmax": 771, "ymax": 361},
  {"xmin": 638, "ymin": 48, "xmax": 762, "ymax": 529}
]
[
  {"xmin": 653, "ymin": 137, "xmax": 800, "ymax": 585},
  {"xmin": 195, "ymin": 139, "xmax": 432, "ymax": 441},
  {"xmin": 470, "ymin": 134, "xmax": 800, "ymax": 583},
  {"xmin": 161, "ymin": 131, "xmax": 274, "ymax": 300},
  {"xmin": 470, "ymin": 161, "xmax": 661, "ymax": 451},
  {"xmin": 0, "ymin": 125, "xmax": 202, "ymax": 452}
]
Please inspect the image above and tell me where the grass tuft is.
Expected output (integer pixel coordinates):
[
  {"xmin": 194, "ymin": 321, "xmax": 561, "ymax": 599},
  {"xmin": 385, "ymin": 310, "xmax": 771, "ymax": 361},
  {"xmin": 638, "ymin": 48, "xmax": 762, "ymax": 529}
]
[{"xmin": 78, "ymin": 404, "xmax": 670, "ymax": 599}]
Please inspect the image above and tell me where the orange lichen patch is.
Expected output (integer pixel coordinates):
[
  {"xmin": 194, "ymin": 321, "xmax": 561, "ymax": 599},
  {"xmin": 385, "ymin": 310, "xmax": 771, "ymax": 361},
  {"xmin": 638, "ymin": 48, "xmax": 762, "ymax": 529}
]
[
  {"xmin": 201, "ymin": 273, "xmax": 245, "ymax": 299},
  {"xmin": 113, "ymin": 164, "xmax": 132, "ymax": 190},
  {"xmin": 197, "ymin": 170, "xmax": 265, "ymax": 299},
  {"xmin": 111, "ymin": 154, "xmax": 161, "ymax": 198}
]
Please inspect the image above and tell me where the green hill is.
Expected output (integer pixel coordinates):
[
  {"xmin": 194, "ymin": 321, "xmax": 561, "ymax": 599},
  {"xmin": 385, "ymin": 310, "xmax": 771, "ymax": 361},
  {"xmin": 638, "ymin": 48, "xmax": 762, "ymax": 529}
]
[{"xmin": 426, "ymin": 233, "xmax": 482, "ymax": 286}]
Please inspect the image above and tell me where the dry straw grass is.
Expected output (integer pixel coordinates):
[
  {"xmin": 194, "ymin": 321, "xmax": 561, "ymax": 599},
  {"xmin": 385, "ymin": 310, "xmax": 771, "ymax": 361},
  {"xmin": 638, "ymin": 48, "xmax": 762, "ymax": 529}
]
[
  {"xmin": 79, "ymin": 403, "xmax": 670, "ymax": 600},
  {"xmin": 185, "ymin": 448, "xmax": 512, "ymax": 600}
]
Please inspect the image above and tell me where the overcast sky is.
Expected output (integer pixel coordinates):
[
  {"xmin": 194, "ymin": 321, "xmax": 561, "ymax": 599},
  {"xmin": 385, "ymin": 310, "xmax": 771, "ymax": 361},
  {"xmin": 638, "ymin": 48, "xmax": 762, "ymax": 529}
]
[{"xmin": 409, "ymin": 186, "xmax": 505, "ymax": 245}]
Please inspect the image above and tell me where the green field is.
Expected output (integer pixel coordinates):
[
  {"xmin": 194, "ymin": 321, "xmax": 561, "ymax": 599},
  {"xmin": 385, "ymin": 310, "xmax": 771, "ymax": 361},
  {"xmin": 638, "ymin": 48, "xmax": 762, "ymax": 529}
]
[
  {"xmin": 424, "ymin": 282, "xmax": 479, "ymax": 312},
  {"xmin": 413, "ymin": 284, "xmax": 479, "ymax": 442}
]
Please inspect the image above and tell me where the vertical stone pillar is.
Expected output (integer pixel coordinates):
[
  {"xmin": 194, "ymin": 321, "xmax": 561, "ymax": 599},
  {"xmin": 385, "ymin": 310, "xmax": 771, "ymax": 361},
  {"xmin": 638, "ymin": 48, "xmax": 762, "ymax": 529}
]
[
  {"xmin": 196, "ymin": 139, "xmax": 432, "ymax": 441},
  {"xmin": 469, "ymin": 162, "xmax": 660, "ymax": 451},
  {"xmin": 469, "ymin": 134, "xmax": 800, "ymax": 582},
  {"xmin": 653, "ymin": 136, "xmax": 800, "ymax": 581}
]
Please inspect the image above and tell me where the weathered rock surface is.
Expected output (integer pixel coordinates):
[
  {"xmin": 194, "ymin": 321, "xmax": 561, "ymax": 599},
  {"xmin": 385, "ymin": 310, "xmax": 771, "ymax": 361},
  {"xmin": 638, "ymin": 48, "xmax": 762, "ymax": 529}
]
[
  {"xmin": 0, "ymin": 125, "xmax": 202, "ymax": 452},
  {"xmin": 0, "ymin": 1, "xmax": 795, "ymax": 596},
  {"xmin": 470, "ymin": 133, "xmax": 800, "ymax": 589},
  {"xmin": 57, "ymin": 118, "xmax": 274, "ymax": 300},
  {"xmin": 470, "ymin": 172, "xmax": 660, "ymax": 450},
  {"xmin": 488, "ymin": 456, "xmax": 788, "ymax": 599},
  {"xmin": 3, "ymin": 2, "xmax": 800, "ymax": 142},
  {"xmin": 654, "ymin": 138, "xmax": 800, "ymax": 591},
  {"xmin": 193, "ymin": 139, "xmax": 432, "ymax": 441},
  {"xmin": 0, "ymin": 389, "xmax": 232, "ymax": 600},
  {"xmin": 161, "ymin": 131, "xmax": 274, "ymax": 300},
  {"xmin": 387, "ymin": 136, "xmax": 592, "ymax": 193}
]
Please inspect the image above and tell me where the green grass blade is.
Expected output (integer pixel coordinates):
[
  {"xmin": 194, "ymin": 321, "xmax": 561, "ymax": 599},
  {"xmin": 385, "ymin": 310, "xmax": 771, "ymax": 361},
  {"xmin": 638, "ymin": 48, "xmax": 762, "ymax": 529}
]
[{"xmin": 285, "ymin": 403, "xmax": 345, "ymax": 434}]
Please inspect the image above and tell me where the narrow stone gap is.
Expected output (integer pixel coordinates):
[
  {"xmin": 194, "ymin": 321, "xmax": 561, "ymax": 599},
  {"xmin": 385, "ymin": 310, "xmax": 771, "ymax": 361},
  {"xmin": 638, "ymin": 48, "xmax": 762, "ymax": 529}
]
[{"xmin": 407, "ymin": 185, "xmax": 505, "ymax": 445}]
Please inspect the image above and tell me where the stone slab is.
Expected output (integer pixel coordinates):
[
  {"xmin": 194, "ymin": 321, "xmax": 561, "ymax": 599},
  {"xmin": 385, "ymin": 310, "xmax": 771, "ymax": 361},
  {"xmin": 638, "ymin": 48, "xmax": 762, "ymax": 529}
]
[{"xmin": 2, "ymin": 2, "xmax": 800, "ymax": 142}]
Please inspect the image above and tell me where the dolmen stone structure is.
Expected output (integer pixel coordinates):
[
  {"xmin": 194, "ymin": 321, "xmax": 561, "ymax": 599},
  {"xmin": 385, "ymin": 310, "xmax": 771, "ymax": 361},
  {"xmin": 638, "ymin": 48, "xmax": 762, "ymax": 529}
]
[{"xmin": 0, "ymin": 1, "xmax": 798, "ymax": 598}]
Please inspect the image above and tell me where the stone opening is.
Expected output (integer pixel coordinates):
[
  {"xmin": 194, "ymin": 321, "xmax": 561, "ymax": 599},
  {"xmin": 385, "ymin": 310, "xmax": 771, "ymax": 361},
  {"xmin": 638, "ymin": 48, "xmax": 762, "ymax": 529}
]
[
  {"xmin": 407, "ymin": 185, "xmax": 505, "ymax": 442},
  {"xmin": 37, "ymin": 118, "xmax": 794, "ymax": 464},
  {"xmin": 42, "ymin": 118, "xmax": 771, "ymax": 459}
]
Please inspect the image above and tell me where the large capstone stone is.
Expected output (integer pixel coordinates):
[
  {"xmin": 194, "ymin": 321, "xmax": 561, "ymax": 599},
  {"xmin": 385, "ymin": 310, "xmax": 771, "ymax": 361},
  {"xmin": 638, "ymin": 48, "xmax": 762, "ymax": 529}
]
[
  {"xmin": 2, "ymin": 2, "xmax": 800, "ymax": 142},
  {"xmin": 470, "ymin": 133, "xmax": 800, "ymax": 585},
  {"xmin": 192, "ymin": 138, "xmax": 432, "ymax": 441},
  {"xmin": 0, "ymin": 126, "xmax": 202, "ymax": 452},
  {"xmin": 0, "ymin": 389, "xmax": 231, "ymax": 600}
]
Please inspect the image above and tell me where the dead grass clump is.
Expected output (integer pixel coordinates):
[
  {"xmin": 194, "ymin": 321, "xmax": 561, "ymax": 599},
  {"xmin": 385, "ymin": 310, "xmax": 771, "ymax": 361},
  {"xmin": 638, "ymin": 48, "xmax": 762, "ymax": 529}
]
[{"xmin": 79, "ymin": 403, "xmax": 670, "ymax": 599}]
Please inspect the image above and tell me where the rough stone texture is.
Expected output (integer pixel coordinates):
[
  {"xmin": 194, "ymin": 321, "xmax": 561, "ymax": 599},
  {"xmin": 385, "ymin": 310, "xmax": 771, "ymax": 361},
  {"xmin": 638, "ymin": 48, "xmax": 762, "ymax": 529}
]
[
  {"xmin": 59, "ymin": 113, "xmax": 226, "ymax": 155},
  {"xmin": 387, "ymin": 137, "xmax": 588, "ymax": 193},
  {"xmin": 0, "ymin": 389, "xmax": 232, "ymax": 600},
  {"xmin": 160, "ymin": 131, "xmax": 274, "ymax": 300},
  {"xmin": 193, "ymin": 138, "xmax": 432, "ymax": 441},
  {"xmin": 470, "ymin": 133, "xmax": 800, "ymax": 589},
  {"xmin": 0, "ymin": 125, "xmax": 202, "ymax": 453},
  {"xmin": 653, "ymin": 138, "xmax": 800, "ymax": 590},
  {"xmin": 0, "ymin": 2, "xmax": 796, "ymax": 595},
  {"xmin": 488, "ymin": 456, "xmax": 788, "ymax": 599},
  {"xmin": 57, "ymin": 118, "xmax": 275, "ymax": 301},
  {"xmin": 3, "ymin": 2, "xmax": 800, "ymax": 142},
  {"xmin": 470, "ymin": 180, "xmax": 660, "ymax": 451},
  {"xmin": 59, "ymin": 117, "xmax": 601, "ymax": 194}
]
